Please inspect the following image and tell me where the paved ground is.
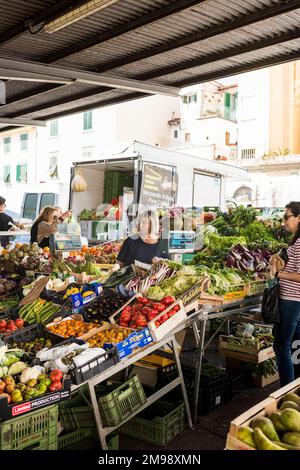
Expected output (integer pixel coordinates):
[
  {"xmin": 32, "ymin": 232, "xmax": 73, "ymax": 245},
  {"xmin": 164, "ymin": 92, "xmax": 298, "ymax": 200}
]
[{"xmin": 118, "ymin": 326, "xmax": 281, "ymax": 451}]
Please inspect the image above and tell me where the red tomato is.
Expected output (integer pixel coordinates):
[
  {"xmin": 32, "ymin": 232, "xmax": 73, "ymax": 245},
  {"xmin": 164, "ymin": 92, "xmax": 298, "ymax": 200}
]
[
  {"xmin": 119, "ymin": 320, "xmax": 129, "ymax": 327},
  {"xmin": 155, "ymin": 321, "xmax": 160, "ymax": 327},
  {"xmin": 167, "ymin": 309, "xmax": 176, "ymax": 318},
  {"xmin": 136, "ymin": 303, "xmax": 145, "ymax": 310},
  {"xmin": 50, "ymin": 370, "xmax": 63, "ymax": 382},
  {"xmin": 49, "ymin": 384, "xmax": 57, "ymax": 392},
  {"xmin": 136, "ymin": 317, "xmax": 148, "ymax": 327},
  {"xmin": 14, "ymin": 318, "xmax": 24, "ymax": 329},
  {"xmin": 120, "ymin": 312, "xmax": 131, "ymax": 321},
  {"xmin": 52, "ymin": 380, "xmax": 62, "ymax": 390},
  {"xmin": 153, "ymin": 303, "xmax": 165, "ymax": 312},
  {"xmin": 160, "ymin": 313, "xmax": 169, "ymax": 323},
  {"xmin": 129, "ymin": 322, "xmax": 137, "ymax": 329},
  {"xmin": 138, "ymin": 297, "xmax": 149, "ymax": 305},
  {"xmin": 173, "ymin": 305, "xmax": 180, "ymax": 312},
  {"xmin": 149, "ymin": 309, "xmax": 158, "ymax": 318},
  {"xmin": 141, "ymin": 307, "xmax": 151, "ymax": 315},
  {"xmin": 162, "ymin": 296, "xmax": 176, "ymax": 306},
  {"xmin": 0, "ymin": 320, "xmax": 6, "ymax": 329},
  {"xmin": 9, "ymin": 325, "xmax": 17, "ymax": 332}
]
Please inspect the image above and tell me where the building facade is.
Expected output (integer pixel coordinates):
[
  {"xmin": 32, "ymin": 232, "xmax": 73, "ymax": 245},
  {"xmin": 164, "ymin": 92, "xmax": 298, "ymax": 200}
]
[{"xmin": 0, "ymin": 95, "xmax": 179, "ymax": 214}]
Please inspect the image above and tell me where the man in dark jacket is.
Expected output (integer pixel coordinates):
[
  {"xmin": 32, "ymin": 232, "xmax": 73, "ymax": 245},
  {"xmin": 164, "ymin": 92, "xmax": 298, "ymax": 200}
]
[{"xmin": 0, "ymin": 196, "xmax": 14, "ymax": 248}]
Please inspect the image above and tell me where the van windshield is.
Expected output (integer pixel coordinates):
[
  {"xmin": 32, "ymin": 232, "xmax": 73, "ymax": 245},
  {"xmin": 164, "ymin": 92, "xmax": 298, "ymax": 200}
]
[
  {"xmin": 40, "ymin": 193, "xmax": 55, "ymax": 212},
  {"xmin": 23, "ymin": 193, "xmax": 38, "ymax": 220}
]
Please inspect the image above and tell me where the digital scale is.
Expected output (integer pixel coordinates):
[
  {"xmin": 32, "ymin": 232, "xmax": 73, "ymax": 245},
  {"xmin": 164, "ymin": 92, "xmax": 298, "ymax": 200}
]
[
  {"xmin": 161, "ymin": 230, "xmax": 196, "ymax": 263},
  {"xmin": 49, "ymin": 222, "xmax": 82, "ymax": 252}
]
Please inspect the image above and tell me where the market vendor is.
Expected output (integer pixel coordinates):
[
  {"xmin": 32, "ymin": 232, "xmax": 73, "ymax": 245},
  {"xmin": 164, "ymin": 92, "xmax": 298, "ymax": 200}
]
[
  {"xmin": 117, "ymin": 210, "xmax": 168, "ymax": 267},
  {"xmin": 30, "ymin": 206, "xmax": 72, "ymax": 248},
  {"xmin": 0, "ymin": 196, "xmax": 15, "ymax": 248}
]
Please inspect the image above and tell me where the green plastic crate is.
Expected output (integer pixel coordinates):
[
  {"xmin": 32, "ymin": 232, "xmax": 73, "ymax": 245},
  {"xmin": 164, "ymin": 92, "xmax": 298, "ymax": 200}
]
[
  {"xmin": 58, "ymin": 427, "xmax": 119, "ymax": 450},
  {"xmin": 59, "ymin": 406, "xmax": 94, "ymax": 432},
  {"xmin": 119, "ymin": 401, "xmax": 185, "ymax": 446},
  {"xmin": 98, "ymin": 375, "xmax": 147, "ymax": 427},
  {"xmin": 0, "ymin": 404, "xmax": 58, "ymax": 450}
]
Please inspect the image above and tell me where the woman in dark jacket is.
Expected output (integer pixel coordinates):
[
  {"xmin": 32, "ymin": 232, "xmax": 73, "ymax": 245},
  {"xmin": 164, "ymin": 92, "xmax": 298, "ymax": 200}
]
[{"xmin": 270, "ymin": 201, "xmax": 300, "ymax": 386}]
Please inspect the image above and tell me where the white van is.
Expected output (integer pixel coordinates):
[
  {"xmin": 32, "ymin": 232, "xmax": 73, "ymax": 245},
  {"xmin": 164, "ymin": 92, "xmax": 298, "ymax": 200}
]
[{"xmin": 21, "ymin": 192, "xmax": 59, "ymax": 220}]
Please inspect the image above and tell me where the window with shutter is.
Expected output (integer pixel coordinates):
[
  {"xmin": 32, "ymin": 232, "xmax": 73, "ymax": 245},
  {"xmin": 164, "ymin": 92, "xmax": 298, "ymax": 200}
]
[
  {"xmin": 83, "ymin": 111, "xmax": 93, "ymax": 130},
  {"xmin": 50, "ymin": 120, "xmax": 59, "ymax": 137},
  {"xmin": 16, "ymin": 164, "xmax": 21, "ymax": 182},
  {"xmin": 49, "ymin": 154, "xmax": 58, "ymax": 179},
  {"xmin": 20, "ymin": 134, "xmax": 28, "ymax": 152},
  {"xmin": 3, "ymin": 165, "xmax": 11, "ymax": 184},
  {"xmin": 4, "ymin": 137, "xmax": 10, "ymax": 154}
]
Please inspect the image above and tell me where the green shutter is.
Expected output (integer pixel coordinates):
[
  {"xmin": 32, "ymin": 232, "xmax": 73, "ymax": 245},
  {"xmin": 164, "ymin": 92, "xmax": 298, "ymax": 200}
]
[
  {"xmin": 16, "ymin": 164, "xmax": 21, "ymax": 182},
  {"xmin": 20, "ymin": 134, "xmax": 28, "ymax": 151},
  {"xmin": 83, "ymin": 111, "xmax": 92, "ymax": 130},
  {"xmin": 21, "ymin": 164, "xmax": 27, "ymax": 182},
  {"xmin": 224, "ymin": 92, "xmax": 231, "ymax": 107},
  {"xmin": 3, "ymin": 165, "xmax": 10, "ymax": 183}
]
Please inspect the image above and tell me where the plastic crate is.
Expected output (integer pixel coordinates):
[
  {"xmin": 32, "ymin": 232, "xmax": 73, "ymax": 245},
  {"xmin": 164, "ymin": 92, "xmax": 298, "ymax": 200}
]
[
  {"xmin": 0, "ymin": 404, "xmax": 58, "ymax": 450},
  {"xmin": 158, "ymin": 363, "xmax": 232, "ymax": 415},
  {"xmin": 71, "ymin": 348, "xmax": 118, "ymax": 385},
  {"xmin": 98, "ymin": 375, "xmax": 147, "ymax": 427},
  {"xmin": 119, "ymin": 401, "xmax": 185, "ymax": 446},
  {"xmin": 58, "ymin": 427, "xmax": 119, "ymax": 450},
  {"xmin": 4, "ymin": 322, "xmax": 72, "ymax": 347},
  {"xmin": 0, "ymin": 305, "xmax": 20, "ymax": 319},
  {"xmin": 59, "ymin": 406, "xmax": 93, "ymax": 432}
]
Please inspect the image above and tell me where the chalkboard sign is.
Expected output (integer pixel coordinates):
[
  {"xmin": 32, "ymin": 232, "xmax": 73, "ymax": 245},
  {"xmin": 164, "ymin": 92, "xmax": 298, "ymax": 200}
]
[{"xmin": 139, "ymin": 164, "xmax": 178, "ymax": 210}]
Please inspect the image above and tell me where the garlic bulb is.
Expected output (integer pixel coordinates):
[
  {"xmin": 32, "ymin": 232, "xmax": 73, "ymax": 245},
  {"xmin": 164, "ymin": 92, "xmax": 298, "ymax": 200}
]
[{"xmin": 71, "ymin": 169, "xmax": 88, "ymax": 192}]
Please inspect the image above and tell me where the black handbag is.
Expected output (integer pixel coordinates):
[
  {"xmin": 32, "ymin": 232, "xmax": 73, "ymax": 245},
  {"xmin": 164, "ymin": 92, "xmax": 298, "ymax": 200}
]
[{"xmin": 261, "ymin": 280, "xmax": 280, "ymax": 324}]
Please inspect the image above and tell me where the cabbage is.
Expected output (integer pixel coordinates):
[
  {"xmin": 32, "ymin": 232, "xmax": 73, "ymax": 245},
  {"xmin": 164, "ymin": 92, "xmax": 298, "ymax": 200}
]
[
  {"xmin": 8, "ymin": 361, "xmax": 28, "ymax": 376},
  {"xmin": 147, "ymin": 286, "xmax": 165, "ymax": 300},
  {"xmin": 178, "ymin": 265, "xmax": 198, "ymax": 276}
]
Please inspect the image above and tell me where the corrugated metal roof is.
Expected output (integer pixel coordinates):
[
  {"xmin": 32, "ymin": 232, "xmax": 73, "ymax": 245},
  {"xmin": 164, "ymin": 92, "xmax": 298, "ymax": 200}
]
[{"xmin": 0, "ymin": 0, "xmax": 299, "ymax": 131}]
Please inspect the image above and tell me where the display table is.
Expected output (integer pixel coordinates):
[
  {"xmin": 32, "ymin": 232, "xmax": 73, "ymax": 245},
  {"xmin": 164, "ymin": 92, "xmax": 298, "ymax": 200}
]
[
  {"xmin": 186, "ymin": 294, "xmax": 263, "ymax": 423},
  {"xmin": 0, "ymin": 231, "xmax": 30, "ymax": 236},
  {"xmin": 70, "ymin": 332, "xmax": 193, "ymax": 450}
]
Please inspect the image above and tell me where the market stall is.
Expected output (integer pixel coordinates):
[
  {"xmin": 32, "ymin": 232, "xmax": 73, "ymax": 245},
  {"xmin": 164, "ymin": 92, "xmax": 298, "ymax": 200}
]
[{"xmin": 0, "ymin": 205, "xmax": 292, "ymax": 450}]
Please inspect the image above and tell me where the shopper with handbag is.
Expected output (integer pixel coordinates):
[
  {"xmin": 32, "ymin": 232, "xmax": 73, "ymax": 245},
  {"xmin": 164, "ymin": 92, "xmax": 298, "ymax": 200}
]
[{"xmin": 269, "ymin": 202, "xmax": 300, "ymax": 386}]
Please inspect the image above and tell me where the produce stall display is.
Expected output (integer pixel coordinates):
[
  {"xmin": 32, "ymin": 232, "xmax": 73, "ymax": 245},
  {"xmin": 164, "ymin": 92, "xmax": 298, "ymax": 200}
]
[{"xmin": 0, "ymin": 205, "xmax": 294, "ymax": 451}]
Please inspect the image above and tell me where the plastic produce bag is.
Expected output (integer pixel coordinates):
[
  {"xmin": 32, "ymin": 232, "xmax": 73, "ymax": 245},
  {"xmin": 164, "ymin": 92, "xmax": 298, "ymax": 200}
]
[{"xmin": 261, "ymin": 279, "xmax": 280, "ymax": 324}]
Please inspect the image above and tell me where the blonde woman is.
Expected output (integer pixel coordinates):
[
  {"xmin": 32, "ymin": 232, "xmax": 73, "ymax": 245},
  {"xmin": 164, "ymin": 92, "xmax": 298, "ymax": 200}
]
[
  {"xmin": 30, "ymin": 206, "xmax": 71, "ymax": 248},
  {"xmin": 117, "ymin": 210, "xmax": 166, "ymax": 267}
]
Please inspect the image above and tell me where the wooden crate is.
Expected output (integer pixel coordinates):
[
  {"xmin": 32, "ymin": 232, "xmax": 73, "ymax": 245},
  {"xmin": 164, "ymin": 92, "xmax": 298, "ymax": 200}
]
[
  {"xmin": 226, "ymin": 378, "xmax": 300, "ymax": 450},
  {"xmin": 251, "ymin": 372, "xmax": 279, "ymax": 388},
  {"xmin": 198, "ymin": 286, "xmax": 246, "ymax": 306},
  {"xmin": 219, "ymin": 335, "xmax": 275, "ymax": 364}
]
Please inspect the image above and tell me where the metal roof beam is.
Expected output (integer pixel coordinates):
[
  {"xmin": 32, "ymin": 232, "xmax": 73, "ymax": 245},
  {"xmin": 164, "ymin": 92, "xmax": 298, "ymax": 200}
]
[
  {"xmin": 0, "ymin": 68, "xmax": 74, "ymax": 84},
  {"xmin": 94, "ymin": 0, "xmax": 300, "ymax": 73},
  {"xmin": 37, "ymin": 92, "xmax": 149, "ymax": 121},
  {"xmin": 44, "ymin": 0, "xmax": 208, "ymax": 63},
  {"xmin": 0, "ymin": 118, "xmax": 46, "ymax": 127},
  {"xmin": 1, "ymin": 84, "xmax": 67, "ymax": 109},
  {"xmin": 0, "ymin": 58, "xmax": 179, "ymax": 96},
  {"xmin": 2, "ymin": 86, "xmax": 110, "ymax": 118},
  {"xmin": 138, "ymin": 29, "xmax": 300, "ymax": 81},
  {"xmin": 0, "ymin": 0, "xmax": 89, "ymax": 46},
  {"xmin": 174, "ymin": 50, "xmax": 300, "ymax": 88}
]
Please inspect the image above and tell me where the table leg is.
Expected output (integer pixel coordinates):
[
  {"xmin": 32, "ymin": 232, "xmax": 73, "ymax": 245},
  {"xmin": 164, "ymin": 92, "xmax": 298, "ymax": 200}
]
[
  {"xmin": 172, "ymin": 337, "xmax": 193, "ymax": 430},
  {"xmin": 88, "ymin": 380, "xmax": 108, "ymax": 450},
  {"xmin": 193, "ymin": 316, "xmax": 206, "ymax": 424}
]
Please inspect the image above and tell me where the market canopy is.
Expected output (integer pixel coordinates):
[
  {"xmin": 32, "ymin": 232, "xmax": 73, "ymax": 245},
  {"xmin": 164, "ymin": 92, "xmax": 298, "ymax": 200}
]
[{"xmin": 0, "ymin": 0, "xmax": 300, "ymax": 131}]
